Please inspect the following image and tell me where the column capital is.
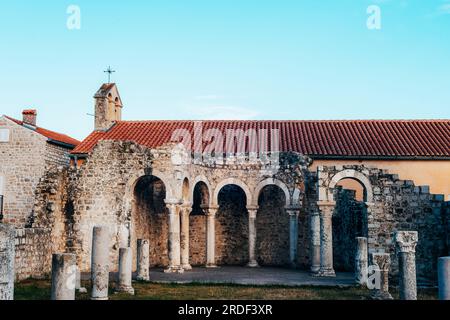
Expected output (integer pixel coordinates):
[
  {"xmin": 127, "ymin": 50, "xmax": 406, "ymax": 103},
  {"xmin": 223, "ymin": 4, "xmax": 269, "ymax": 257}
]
[
  {"xmin": 394, "ymin": 231, "xmax": 418, "ymax": 253},
  {"xmin": 371, "ymin": 252, "xmax": 391, "ymax": 272},
  {"xmin": 246, "ymin": 206, "xmax": 258, "ymax": 219},
  {"xmin": 164, "ymin": 198, "xmax": 183, "ymax": 205},
  {"xmin": 205, "ymin": 205, "xmax": 219, "ymax": 216},
  {"xmin": 317, "ymin": 201, "xmax": 336, "ymax": 207},
  {"xmin": 181, "ymin": 201, "xmax": 193, "ymax": 208},
  {"xmin": 287, "ymin": 208, "xmax": 300, "ymax": 217}
]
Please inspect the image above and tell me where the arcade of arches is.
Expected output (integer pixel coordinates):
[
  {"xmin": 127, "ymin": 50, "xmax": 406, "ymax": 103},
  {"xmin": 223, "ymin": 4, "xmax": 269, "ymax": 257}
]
[{"xmin": 29, "ymin": 141, "xmax": 450, "ymax": 283}]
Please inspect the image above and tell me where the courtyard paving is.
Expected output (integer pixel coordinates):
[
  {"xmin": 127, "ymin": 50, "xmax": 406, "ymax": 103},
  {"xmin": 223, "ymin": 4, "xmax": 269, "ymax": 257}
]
[{"xmin": 144, "ymin": 267, "xmax": 355, "ymax": 287}]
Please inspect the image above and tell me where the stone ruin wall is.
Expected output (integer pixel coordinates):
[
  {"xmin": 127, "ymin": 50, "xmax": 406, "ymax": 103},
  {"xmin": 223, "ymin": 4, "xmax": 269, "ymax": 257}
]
[
  {"xmin": 315, "ymin": 165, "xmax": 450, "ymax": 284},
  {"xmin": 67, "ymin": 140, "xmax": 156, "ymax": 272},
  {"xmin": 14, "ymin": 165, "xmax": 74, "ymax": 280},
  {"xmin": 45, "ymin": 143, "xmax": 72, "ymax": 167},
  {"xmin": 14, "ymin": 228, "xmax": 52, "ymax": 281},
  {"xmin": 15, "ymin": 142, "xmax": 449, "ymax": 285}
]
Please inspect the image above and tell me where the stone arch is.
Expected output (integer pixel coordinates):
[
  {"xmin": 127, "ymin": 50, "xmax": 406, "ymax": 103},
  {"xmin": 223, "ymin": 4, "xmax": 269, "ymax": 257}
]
[
  {"xmin": 124, "ymin": 170, "xmax": 174, "ymax": 204},
  {"xmin": 192, "ymin": 175, "xmax": 212, "ymax": 206},
  {"xmin": 327, "ymin": 169, "xmax": 374, "ymax": 204},
  {"xmin": 129, "ymin": 174, "xmax": 171, "ymax": 269},
  {"xmin": 326, "ymin": 169, "xmax": 372, "ymax": 272},
  {"xmin": 189, "ymin": 177, "xmax": 212, "ymax": 266},
  {"xmin": 213, "ymin": 178, "xmax": 252, "ymax": 207},
  {"xmin": 253, "ymin": 178, "xmax": 290, "ymax": 207}
]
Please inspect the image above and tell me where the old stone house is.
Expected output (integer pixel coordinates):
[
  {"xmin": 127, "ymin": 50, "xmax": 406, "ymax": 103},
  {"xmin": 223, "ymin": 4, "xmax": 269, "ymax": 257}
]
[
  {"xmin": 7, "ymin": 84, "xmax": 450, "ymax": 284},
  {"xmin": 0, "ymin": 110, "xmax": 80, "ymax": 226},
  {"xmin": 0, "ymin": 110, "xmax": 79, "ymax": 278}
]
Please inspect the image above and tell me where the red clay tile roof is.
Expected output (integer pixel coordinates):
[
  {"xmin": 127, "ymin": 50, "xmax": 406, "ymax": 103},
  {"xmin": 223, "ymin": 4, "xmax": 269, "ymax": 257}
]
[
  {"xmin": 5, "ymin": 116, "xmax": 80, "ymax": 148},
  {"xmin": 72, "ymin": 120, "xmax": 450, "ymax": 159}
]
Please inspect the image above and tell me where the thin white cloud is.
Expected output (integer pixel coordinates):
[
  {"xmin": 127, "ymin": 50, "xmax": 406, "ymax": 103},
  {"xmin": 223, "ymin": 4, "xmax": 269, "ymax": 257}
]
[
  {"xmin": 438, "ymin": 3, "xmax": 450, "ymax": 14},
  {"xmin": 194, "ymin": 95, "xmax": 223, "ymax": 101},
  {"xmin": 187, "ymin": 106, "xmax": 260, "ymax": 120}
]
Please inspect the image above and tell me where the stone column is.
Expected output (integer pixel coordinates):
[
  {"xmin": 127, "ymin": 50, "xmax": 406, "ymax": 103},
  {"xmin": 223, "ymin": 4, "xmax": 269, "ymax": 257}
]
[
  {"xmin": 206, "ymin": 206, "xmax": 218, "ymax": 268},
  {"xmin": 287, "ymin": 208, "xmax": 300, "ymax": 267},
  {"xmin": 91, "ymin": 225, "xmax": 110, "ymax": 301},
  {"xmin": 117, "ymin": 247, "xmax": 134, "ymax": 295},
  {"xmin": 370, "ymin": 253, "xmax": 393, "ymax": 300},
  {"xmin": 395, "ymin": 231, "xmax": 418, "ymax": 300},
  {"xmin": 247, "ymin": 206, "xmax": 259, "ymax": 268},
  {"xmin": 355, "ymin": 237, "xmax": 368, "ymax": 286},
  {"xmin": 165, "ymin": 201, "xmax": 183, "ymax": 273},
  {"xmin": 316, "ymin": 201, "xmax": 336, "ymax": 277},
  {"xmin": 136, "ymin": 239, "xmax": 150, "ymax": 281},
  {"xmin": 0, "ymin": 224, "xmax": 15, "ymax": 300},
  {"xmin": 51, "ymin": 253, "xmax": 76, "ymax": 300},
  {"xmin": 438, "ymin": 256, "xmax": 450, "ymax": 300},
  {"xmin": 310, "ymin": 210, "xmax": 321, "ymax": 274},
  {"xmin": 180, "ymin": 203, "xmax": 192, "ymax": 270}
]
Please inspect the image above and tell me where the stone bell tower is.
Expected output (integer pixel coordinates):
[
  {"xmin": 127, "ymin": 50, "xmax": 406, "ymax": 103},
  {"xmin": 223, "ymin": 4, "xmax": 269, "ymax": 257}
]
[{"xmin": 94, "ymin": 83, "xmax": 123, "ymax": 131}]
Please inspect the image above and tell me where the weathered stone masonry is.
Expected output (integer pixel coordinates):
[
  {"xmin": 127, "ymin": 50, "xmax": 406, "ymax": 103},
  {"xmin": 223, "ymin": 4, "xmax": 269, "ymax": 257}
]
[{"xmin": 23, "ymin": 140, "xmax": 450, "ymax": 285}]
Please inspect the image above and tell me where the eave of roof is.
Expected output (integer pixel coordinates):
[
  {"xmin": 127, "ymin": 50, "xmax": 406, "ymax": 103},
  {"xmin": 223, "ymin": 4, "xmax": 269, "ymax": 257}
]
[
  {"xmin": 71, "ymin": 119, "xmax": 450, "ymax": 159},
  {"xmin": 4, "ymin": 115, "xmax": 80, "ymax": 148}
]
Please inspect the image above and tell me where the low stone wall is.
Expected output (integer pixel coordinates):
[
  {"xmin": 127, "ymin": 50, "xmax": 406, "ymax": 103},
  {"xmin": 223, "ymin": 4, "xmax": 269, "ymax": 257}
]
[{"xmin": 14, "ymin": 228, "xmax": 52, "ymax": 281}]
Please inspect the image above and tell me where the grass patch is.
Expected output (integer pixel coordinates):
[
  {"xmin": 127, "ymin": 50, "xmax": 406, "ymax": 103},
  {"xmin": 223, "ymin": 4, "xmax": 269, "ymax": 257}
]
[{"xmin": 14, "ymin": 279, "xmax": 438, "ymax": 300}]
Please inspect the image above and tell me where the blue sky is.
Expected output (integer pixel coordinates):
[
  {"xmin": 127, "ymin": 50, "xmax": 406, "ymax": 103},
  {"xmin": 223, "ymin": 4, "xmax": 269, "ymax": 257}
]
[{"xmin": 1, "ymin": 0, "xmax": 449, "ymax": 140}]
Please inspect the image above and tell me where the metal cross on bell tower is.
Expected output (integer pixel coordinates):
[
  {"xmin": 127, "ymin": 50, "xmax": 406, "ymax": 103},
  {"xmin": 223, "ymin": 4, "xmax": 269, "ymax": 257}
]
[{"xmin": 104, "ymin": 66, "xmax": 116, "ymax": 83}]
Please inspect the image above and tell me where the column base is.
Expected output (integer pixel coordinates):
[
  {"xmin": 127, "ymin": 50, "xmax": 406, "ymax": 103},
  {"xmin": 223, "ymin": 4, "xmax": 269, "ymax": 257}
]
[
  {"xmin": 310, "ymin": 265, "xmax": 321, "ymax": 274},
  {"xmin": 370, "ymin": 291, "xmax": 393, "ymax": 300},
  {"xmin": 181, "ymin": 264, "xmax": 193, "ymax": 270},
  {"xmin": 116, "ymin": 286, "xmax": 135, "ymax": 295},
  {"xmin": 206, "ymin": 263, "xmax": 219, "ymax": 268},
  {"xmin": 312, "ymin": 267, "xmax": 336, "ymax": 277},
  {"xmin": 164, "ymin": 266, "xmax": 184, "ymax": 273},
  {"xmin": 247, "ymin": 261, "xmax": 259, "ymax": 268},
  {"xmin": 136, "ymin": 275, "xmax": 150, "ymax": 282}
]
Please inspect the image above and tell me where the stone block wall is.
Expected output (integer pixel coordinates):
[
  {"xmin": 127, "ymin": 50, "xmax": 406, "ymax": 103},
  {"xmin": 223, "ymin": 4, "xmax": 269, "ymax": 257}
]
[
  {"xmin": 256, "ymin": 185, "xmax": 290, "ymax": 266},
  {"xmin": 14, "ymin": 228, "xmax": 52, "ymax": 281},
  {"xmin": 315, "ymin": 164, "xmax": 449, "ymax": 284},
  {"xmin": 63, "ymin": 140, "xmax": 157, "ymax": 272},
  {"xmin": 45, "ymin": 143, "xmax": 72, "ymax": 167},
  {"xmin": 0, "ymin": 117, "xmax": 47, "ymax": 227},
  {"xmin": 215, "ymin": 185, "xmax": 249, "ymax": 265},
  {"xmin": 189, "ymin": 215, "xmax": 206, "ymax": 265}
]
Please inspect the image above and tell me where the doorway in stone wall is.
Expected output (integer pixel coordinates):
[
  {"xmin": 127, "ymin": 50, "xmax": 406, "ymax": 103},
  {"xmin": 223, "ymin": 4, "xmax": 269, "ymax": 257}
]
[
  {"xmin": 332, "ymin": 179, "xmax": 368, "ymax": 272},
  {"xmin": 131, "ymin": 175, "xmax": 169, "ymax": 269}
]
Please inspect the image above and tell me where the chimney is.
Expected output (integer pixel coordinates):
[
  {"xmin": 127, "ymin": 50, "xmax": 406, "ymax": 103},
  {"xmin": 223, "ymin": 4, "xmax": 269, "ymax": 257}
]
[{"xmin": 22, "ymin": 109, "xmax": 37, "ymax": 127}]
